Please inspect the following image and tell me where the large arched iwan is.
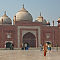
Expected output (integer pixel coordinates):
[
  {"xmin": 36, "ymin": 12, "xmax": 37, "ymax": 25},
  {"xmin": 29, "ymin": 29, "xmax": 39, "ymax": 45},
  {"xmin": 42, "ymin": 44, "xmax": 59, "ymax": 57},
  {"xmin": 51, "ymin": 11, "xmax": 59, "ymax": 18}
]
[{"xmin": 23, "ymin": 32, "xmax": 36, "ymax": 47}]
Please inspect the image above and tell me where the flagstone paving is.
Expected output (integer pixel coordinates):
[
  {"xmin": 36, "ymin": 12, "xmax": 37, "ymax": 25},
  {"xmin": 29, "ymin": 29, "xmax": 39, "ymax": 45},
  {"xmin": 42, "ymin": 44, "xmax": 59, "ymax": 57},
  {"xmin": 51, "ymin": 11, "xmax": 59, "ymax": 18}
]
[{"xmin": 0, "ymin": 50, "xmax": 60, "ymax": 60}]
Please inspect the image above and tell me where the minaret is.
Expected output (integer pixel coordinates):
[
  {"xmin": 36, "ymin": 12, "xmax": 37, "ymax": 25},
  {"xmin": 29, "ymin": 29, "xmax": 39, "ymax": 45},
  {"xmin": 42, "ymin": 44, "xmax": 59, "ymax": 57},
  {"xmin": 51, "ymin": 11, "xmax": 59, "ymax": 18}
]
[
  {"xmin": 53, "ymin": 20, "xmax": 54, "ymax": 26},
  {"xmin": 13, "ymin": 16, "xmax": 16, "ymax": 25}
]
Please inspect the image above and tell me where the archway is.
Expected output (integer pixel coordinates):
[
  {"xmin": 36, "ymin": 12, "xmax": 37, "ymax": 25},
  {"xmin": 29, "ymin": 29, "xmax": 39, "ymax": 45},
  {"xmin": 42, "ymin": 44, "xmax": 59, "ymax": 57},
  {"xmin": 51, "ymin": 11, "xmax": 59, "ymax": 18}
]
[
  {"xmin": 6, "ymin": 42, "xmax": 13, "ymax": 48},
  {"xmin": 23, "ymin": 32, "xmax": 36, "ymax": 47}
]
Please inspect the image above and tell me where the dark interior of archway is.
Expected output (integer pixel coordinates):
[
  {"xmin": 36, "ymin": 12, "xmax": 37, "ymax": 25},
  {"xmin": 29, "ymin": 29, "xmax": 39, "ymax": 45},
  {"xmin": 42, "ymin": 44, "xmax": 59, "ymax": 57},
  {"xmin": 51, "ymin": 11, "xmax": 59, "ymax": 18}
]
[
  {"xmin": 6, "ymin": 42, "xmax": 12, "ymax": 48},
  {"xmin": 23, "ymin": 32, "xmax": 36, "ymax": 47}
]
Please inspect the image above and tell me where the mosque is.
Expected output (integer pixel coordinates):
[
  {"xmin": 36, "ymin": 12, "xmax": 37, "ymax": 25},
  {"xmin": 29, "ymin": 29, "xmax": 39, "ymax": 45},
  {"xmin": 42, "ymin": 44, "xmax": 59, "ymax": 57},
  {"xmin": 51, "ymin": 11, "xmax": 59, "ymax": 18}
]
[{"xmin": 0, "ymin": 4, "xmax": 60, "ymax": 49}]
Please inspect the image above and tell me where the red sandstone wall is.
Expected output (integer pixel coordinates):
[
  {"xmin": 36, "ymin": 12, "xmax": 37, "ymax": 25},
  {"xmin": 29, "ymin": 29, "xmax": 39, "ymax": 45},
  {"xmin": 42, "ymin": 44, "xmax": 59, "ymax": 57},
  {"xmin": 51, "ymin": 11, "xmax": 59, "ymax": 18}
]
[
  {"xmin": 41, "ymin": 26, "xmax": 60, "ymax": 47},
  {"xmin": 0, "ymin": 21, "xmax": 60, "ymax": 48},
  {"xmin": 0, "ymin": 25, "xmax": 18, "ymax": 48}
]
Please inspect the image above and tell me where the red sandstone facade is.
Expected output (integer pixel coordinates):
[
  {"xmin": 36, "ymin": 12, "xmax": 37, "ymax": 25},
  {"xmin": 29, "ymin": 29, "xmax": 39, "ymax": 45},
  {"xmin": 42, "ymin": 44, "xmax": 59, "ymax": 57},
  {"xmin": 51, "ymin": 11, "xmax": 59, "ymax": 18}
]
[
  {"xmin": 0, "ymin": 21, "xmax": 60, "ymax": 48},
  {"xmin": 0, "ymin": 5, "xmax": 60, "ymax": 48}
]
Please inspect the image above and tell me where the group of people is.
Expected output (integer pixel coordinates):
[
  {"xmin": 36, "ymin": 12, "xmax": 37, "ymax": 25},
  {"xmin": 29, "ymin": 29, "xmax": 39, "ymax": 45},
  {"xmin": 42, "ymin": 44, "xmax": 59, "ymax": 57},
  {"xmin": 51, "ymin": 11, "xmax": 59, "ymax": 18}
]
[
  {"xmin": 10, "ymin": 44, "xmax": 14, "ymax": 50},
  {"xmin": 21, "ymin": 43, "xmax": 29, "ymax": 50},
  {"xmin": 40, "ymin": 43, "xmax": 52, "ymax": 56}
]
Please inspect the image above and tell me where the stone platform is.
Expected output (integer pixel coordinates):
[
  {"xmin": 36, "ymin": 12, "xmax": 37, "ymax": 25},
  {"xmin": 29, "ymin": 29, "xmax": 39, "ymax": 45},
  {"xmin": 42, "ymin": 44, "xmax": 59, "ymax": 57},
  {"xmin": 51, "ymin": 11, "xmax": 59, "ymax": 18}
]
[{"xmin": 0, "ymin": 49, "xmax": 60, "ymax": 60}]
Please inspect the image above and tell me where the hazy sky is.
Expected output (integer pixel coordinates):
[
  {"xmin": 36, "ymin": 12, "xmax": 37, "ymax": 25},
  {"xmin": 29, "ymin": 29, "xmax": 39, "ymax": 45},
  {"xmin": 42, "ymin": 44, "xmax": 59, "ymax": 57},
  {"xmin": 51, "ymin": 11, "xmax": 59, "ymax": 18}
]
[{"xmin": 0, "ymin": 0, "xmax": 60, "ymax": 26}]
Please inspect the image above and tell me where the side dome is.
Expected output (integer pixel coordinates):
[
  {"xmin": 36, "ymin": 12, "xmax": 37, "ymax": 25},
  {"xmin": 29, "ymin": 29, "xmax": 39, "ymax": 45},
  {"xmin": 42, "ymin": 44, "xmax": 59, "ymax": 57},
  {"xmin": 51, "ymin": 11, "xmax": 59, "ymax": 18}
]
[
  {"xmin": 16, "ymin": 4, "xmax": 33, "ymax": 22},
  {"xmin": 36, "ymin": 12, "xmax": 43, "ymax": 22},
  {"xmin": 0, "ymin": 11, "xmax": 12, "ymax": 24}
]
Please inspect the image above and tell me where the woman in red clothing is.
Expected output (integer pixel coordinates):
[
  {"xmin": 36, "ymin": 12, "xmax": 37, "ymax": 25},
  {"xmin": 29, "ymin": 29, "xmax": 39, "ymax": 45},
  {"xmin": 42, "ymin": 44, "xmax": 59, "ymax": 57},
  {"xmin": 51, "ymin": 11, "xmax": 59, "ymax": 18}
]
[{"xmin": 44, "ymin": 43, "xmax": 47, "ymax": 56}]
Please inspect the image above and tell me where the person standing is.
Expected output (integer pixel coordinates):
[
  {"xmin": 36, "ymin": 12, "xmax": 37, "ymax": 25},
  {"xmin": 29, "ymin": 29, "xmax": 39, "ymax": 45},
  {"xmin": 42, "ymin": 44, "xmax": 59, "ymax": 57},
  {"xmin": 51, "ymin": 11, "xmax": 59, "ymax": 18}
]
[
  {"xmin": 25, "ymin": 43, "xmax": 27, "ymax": 50},
  {"xmin": 40, "ymin": 44, "xmax": 43, "ymax": 51},
  {"xmin": 44, "ymin": 43, "xmax": 47, "ymax": 56}
]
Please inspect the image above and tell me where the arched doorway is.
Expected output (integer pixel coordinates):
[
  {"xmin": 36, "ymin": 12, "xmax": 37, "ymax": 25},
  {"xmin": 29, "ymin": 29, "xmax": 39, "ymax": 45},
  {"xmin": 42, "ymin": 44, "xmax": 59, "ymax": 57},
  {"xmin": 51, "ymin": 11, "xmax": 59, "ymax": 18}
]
[
  {"xmin": 23, "ymin": 32, "xmax": 36, "ymax": 47},
  {"xmin": 6, "ymin": 42, "xmax": 13, "ymax": 48}
]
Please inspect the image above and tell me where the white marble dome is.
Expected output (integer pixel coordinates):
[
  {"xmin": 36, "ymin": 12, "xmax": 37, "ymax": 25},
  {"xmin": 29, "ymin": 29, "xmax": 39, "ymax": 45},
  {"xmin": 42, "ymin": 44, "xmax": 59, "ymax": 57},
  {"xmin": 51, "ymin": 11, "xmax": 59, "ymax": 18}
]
[
  {"xmin": 16, "ymin": 5, "xmax": 33, "ymax": 22},
  {"xmin": 0, "ymin": 12, "xmax": 12, "ymax": 24}
]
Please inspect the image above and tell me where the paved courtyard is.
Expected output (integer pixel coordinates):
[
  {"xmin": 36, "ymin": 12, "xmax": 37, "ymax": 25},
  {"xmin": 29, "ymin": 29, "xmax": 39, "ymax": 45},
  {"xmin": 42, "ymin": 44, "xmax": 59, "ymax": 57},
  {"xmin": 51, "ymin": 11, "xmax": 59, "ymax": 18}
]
[{"xmin": 0, "ymin": 49, "xmax": 60, "ymax": 60}]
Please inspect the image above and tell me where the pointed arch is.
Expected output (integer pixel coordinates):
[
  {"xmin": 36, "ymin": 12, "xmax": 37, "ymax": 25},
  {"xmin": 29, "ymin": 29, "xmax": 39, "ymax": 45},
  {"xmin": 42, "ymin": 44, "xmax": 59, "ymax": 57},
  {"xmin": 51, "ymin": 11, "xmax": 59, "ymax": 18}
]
[
  {"xmin": 6, "ymin": 42, "xmax": 13, "ymax": 48},
  {"xmin": 23, "ymin": 32, "xmax": 36, "ymax": 47}
]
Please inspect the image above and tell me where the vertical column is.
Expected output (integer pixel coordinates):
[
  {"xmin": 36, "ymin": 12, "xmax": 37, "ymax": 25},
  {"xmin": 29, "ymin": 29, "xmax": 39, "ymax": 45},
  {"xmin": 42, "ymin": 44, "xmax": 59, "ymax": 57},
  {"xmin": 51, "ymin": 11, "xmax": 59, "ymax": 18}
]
[
  {"xmin": 18, "ymin": 27, "xmax": 20, "ymax": 48},
  {"xmin": 36, "ymin": 29, "xmax": 38, "ymax": 48},
  {"xmin": 13, "ymin": 16, "xmax": 16, "ymax": 25},
  {"xmin": 38, "ymin": 27, "xmax": 40, "ymax": 47},
  {"xmin": 52, "ymin": 21, "xmax": 55, "ymax": 46},
  {"xmin": 20, "ymin": 29, "xmax": 22, "ymax": 48},
  {"xmin": 53, "ymin": 20, "xmax": 54, "ymax": 26},
  {"xmin": 36, "ymin": 39, "xmax": 37, "ymax": 48}
]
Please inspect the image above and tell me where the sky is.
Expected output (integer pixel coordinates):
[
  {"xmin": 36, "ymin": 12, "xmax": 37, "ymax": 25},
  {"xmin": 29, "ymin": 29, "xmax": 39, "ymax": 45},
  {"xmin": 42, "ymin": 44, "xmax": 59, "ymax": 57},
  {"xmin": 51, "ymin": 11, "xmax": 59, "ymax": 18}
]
[{"xmin": 0, "ymin": 0, "xmax": 60, "ymax": 26}]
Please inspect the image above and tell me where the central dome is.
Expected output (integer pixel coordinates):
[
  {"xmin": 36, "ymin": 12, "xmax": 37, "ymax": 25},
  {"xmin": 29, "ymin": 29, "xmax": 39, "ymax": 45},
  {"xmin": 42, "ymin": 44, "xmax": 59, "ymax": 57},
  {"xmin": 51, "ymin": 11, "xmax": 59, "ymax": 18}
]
[{"xmin": 16, "ymin": 5, "xmax": 33, "ymax": 22}]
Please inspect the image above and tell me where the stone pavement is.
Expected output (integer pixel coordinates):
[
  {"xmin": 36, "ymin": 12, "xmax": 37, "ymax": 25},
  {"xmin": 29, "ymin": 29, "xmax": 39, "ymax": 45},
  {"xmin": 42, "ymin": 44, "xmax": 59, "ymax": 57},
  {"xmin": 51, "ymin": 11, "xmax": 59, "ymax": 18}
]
[{"xmin": 0, "ymin": 50, "xmax": 60, "ymax": 60}]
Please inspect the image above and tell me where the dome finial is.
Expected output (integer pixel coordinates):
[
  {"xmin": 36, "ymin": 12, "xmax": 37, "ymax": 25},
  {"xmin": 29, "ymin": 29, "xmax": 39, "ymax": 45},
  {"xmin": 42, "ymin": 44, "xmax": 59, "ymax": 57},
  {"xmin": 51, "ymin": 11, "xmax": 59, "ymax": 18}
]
[
  {"xmin": 23, "ymin": 4, "xmax": 24, "ymax": 8},
  {"xmin": 4, "ymin": 11, "xmax": 6, "ymax": 15},
  {"xmin": 40, "ymin": 12, "xmax": 41, "ymax": 16}
]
